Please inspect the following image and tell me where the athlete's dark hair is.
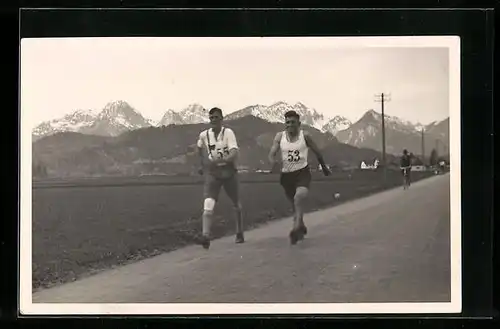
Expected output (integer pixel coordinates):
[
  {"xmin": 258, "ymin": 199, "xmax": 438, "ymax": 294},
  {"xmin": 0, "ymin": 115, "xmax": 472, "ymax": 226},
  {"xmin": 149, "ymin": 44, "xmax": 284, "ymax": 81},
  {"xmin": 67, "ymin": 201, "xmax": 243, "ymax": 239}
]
[
  {"xmin": 403, "ymin": 149, "xmax": 408, "ymax": 155},
  {"xmin": 209, "ymin": 107, "xmax": 223, "ymax": 116},
  {"xmin": 284, "ymin": 110, "xmax": 300, "ymax": 120}
]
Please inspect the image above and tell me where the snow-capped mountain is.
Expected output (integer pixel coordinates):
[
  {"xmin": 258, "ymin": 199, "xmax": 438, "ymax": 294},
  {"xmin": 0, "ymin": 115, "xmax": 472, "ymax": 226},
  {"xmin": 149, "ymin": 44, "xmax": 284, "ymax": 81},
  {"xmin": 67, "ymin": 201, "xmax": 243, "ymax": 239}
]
[
  {"xmin": 321, "ymin": 116, "xmax": 352, "ymax": 135},
  {"xmin": 157, "ymin": 109, "xmax": 185, "ymax": 126},
  {"xmin": 224, "ymin": 104, "xmax": 273, "ymax": 121},
  {"xmin": 360, "ymin": 109, "xmax": 425, "ymax": 134},
  {"xmin": 32, "ymin": 101, "xmax": 152, "ymax": 139},
  {"xmin": 424, "ymin": 117, "xmax": 449, "ymax": 140},
  {"xmin": 180, "ymin": 104, "xmax": 209, "ymax": 124},
  {"xmin": 225, "ymin": 101, "xmax": 329, "ymax": 130},
  {"xmin": 335, "ymin": 109, "xmax": 449, "ymax": 156},
  {"xmin": 157, "ymin": 104, "xmax": 208, "ymax": 126},
  {"xmin": 81, "ymin": 100, "xmax": 152, "ymax": 136},
  {"xmin": 32, "ymin": 109, "xmax": 99, "ymax": 141}
]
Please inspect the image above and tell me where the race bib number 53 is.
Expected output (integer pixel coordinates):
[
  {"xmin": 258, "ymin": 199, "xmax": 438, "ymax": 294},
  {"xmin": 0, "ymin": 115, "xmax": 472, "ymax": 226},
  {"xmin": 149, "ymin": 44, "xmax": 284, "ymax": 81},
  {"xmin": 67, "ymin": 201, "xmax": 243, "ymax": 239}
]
[{"xmin": 287, "ymin": 150, "xmax": 301, "ymax": 162}]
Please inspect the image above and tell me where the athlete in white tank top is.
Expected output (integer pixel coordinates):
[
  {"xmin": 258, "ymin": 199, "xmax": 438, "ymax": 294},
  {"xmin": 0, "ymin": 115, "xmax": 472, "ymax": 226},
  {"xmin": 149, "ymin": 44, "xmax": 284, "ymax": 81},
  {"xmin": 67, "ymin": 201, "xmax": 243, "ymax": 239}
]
[
  {"xmin": 279, "ymin": 130, "xmax": 309, "ymax": 173},
  {"xmin": 268, "ymin": 110, "xmax": 332, "ymax": 245}
]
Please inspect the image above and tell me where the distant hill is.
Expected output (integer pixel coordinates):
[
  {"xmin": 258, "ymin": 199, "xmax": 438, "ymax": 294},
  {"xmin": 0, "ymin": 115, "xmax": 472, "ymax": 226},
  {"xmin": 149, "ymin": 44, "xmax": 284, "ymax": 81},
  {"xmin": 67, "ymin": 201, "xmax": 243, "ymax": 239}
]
[
  {"xmin": 335, "ymin": 110, "xmax": 450, "ymax": 157},
  {"xmin": 32, "ymin": 116, "xmax": 392, "ymax": 178}
]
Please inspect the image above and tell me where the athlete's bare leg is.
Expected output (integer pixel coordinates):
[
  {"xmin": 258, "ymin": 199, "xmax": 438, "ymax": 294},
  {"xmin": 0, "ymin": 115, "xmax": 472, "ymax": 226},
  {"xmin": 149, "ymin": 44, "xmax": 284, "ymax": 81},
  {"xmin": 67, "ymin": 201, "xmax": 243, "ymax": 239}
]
[
  {"xmin": 293, "ymin": 186, "xmax": 309, "ymax": 230},
  {"xmin": 287, "ymin": 196, "xmax": 296, "ymax": 228},
  {"xmin": 233, "ymin": 203, "xmax": 243, "ymax": 234},
  {"xmin": 288, "ymin": 187, "xmax": 309, "ymax": 244},
  {"xmin": 287, "ymin": 192, "xmax": 307, "ymax": 234}
]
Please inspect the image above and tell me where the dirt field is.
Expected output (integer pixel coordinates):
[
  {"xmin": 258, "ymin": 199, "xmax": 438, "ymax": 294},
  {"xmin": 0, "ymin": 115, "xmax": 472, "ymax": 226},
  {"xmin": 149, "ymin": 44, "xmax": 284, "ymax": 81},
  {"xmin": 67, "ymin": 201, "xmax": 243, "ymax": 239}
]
[{"xmin": 31, "ymin": 170, "xmax": 434, "ymax": 290}]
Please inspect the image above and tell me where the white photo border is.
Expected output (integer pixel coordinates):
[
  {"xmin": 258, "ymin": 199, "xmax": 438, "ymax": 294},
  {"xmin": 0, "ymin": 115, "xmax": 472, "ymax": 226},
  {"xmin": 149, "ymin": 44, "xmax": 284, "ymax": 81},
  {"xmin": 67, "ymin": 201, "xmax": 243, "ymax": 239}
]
[{"xmin": 19, "ymin": 35, "xmax": 461, "ymax": 315}]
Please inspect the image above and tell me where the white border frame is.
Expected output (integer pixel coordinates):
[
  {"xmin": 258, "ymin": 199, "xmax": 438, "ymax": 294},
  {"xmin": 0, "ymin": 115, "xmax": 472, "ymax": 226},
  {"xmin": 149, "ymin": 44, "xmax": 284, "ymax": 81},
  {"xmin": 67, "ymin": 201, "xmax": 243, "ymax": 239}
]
[{"xmin": 19, "ymin": 36, "xmax": 461, "ymax": 315}]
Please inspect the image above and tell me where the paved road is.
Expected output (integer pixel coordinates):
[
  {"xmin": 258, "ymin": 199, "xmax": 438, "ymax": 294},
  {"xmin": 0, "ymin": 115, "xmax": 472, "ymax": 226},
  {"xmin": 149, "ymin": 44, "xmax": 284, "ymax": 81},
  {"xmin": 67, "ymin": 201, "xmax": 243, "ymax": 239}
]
[{"xmin": 33, "ymin": 174, "xmax": 451, "ymax": 304}]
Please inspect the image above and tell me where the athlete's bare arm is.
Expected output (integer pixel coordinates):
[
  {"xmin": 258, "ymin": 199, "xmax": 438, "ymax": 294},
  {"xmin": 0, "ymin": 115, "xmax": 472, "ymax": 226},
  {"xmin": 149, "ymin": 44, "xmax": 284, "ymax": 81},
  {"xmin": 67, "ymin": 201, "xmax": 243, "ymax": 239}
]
[
  {"xmin": 268, "ymin": 132, "xmax": 282, "ymax": 164},
  {"xmin": 268, "ymin": 132, "xmax": 282, "ymax": 172},
  {"xmin": 304, "ymin": 131, "xmax": 331, "ymax": 176}
]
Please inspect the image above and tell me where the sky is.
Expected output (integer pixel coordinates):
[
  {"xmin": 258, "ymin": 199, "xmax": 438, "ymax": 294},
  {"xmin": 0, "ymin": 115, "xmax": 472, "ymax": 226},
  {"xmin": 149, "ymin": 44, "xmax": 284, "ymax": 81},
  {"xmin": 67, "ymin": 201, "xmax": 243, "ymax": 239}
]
[{"xmin": 21, "ymin": 37, "xmax": 453, "ymax": 128}]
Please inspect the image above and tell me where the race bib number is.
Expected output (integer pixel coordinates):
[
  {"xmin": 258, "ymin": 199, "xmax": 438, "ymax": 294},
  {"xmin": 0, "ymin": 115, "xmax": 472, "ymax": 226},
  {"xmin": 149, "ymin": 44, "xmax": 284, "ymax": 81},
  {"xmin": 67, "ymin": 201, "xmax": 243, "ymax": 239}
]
[
  {"xmin": 215, "ymin": 146, "xmax": 230, "ymax": 159},
  {"xmin": 287, "ymin": 150, "xmax": 301, "ymax": 162},
  {"xmin": 209, "ymin": 145, "xmax": 229, "ymax": 159}
]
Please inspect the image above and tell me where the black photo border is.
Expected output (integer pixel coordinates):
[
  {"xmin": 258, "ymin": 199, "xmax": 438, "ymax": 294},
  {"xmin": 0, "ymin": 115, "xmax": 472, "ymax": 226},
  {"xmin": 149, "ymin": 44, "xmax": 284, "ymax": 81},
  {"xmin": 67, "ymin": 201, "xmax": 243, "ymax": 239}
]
[{"xmin": 2, "ymin": 2, "xmax": 496, "ymax": 328}]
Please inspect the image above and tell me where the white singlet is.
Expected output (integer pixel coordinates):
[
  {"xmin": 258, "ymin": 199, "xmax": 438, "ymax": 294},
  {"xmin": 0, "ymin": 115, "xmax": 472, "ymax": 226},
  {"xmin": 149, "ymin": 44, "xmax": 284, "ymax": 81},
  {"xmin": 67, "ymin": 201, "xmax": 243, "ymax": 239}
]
[{"xmin": 280, "ymin": 130, "xmax": 309, "ymax": 173}]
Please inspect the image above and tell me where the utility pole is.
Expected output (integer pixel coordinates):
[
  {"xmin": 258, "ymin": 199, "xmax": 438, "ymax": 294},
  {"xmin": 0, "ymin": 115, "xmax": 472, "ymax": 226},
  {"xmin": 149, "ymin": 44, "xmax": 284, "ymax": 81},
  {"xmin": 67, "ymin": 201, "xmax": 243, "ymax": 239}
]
[
  {"xmin": 374, "ymin": 92, "xmax": 391, "ymax": 184},
  {"xmin": 421, "ymin": 128, "xmax": 425, "ymax": 165}
]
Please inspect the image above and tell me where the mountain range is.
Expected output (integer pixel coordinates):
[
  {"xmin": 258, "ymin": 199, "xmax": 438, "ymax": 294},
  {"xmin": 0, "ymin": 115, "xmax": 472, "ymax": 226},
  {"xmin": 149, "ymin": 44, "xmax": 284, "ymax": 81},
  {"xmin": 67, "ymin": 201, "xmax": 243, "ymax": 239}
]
[
  {"xmin": 335, "ymin": 109, "xmax": 450, "ymax": 156},
  {"xmin": 32, "ymin": 100, "xmax": 450, "ymax": 161},
  {"xmin": 32, "ymin": 101, "xmax": 352, "ymax": 139},
  {"xmin": 33, "ymin": 115, "xmax": 400, "ymax": 179},
  {"xmin": 32, "ymin": 101, "xmax": 152, "ymax": 139}
]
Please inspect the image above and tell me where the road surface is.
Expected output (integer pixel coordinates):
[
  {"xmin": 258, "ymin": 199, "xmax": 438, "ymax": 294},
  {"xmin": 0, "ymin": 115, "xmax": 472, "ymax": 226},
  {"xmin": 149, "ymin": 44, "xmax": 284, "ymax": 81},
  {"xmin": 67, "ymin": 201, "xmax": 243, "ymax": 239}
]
[{"xmin": 33, "ymin": 174, "xmax": 451, "ymax": 304}]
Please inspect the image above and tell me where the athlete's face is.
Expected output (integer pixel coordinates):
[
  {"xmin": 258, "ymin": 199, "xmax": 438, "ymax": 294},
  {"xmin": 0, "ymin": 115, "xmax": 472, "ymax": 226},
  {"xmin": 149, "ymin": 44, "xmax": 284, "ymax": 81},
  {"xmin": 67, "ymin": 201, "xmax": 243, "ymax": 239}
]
[
  {"xmin": 285, "ymin": 116, "xmax": 300, "ymax": 135},
  {"xmin": 209, "ymin": 111, "xmax": 223, "ymax": 128}
]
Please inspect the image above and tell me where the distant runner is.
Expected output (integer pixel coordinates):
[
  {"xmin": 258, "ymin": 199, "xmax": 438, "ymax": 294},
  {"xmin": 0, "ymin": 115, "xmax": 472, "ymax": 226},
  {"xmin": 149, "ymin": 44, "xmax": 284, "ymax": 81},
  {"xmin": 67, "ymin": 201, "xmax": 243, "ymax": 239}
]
[
  {"xmin": 196, "ymin": 107, "xmax": 244, "ymax": 249},
  {"xmin": 268, "ymin": 110, "xmax": 331, "ymax": 245},
  {"xmin": 400, "ymin": 149, "xmax": 412, "ymax": 189}
]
